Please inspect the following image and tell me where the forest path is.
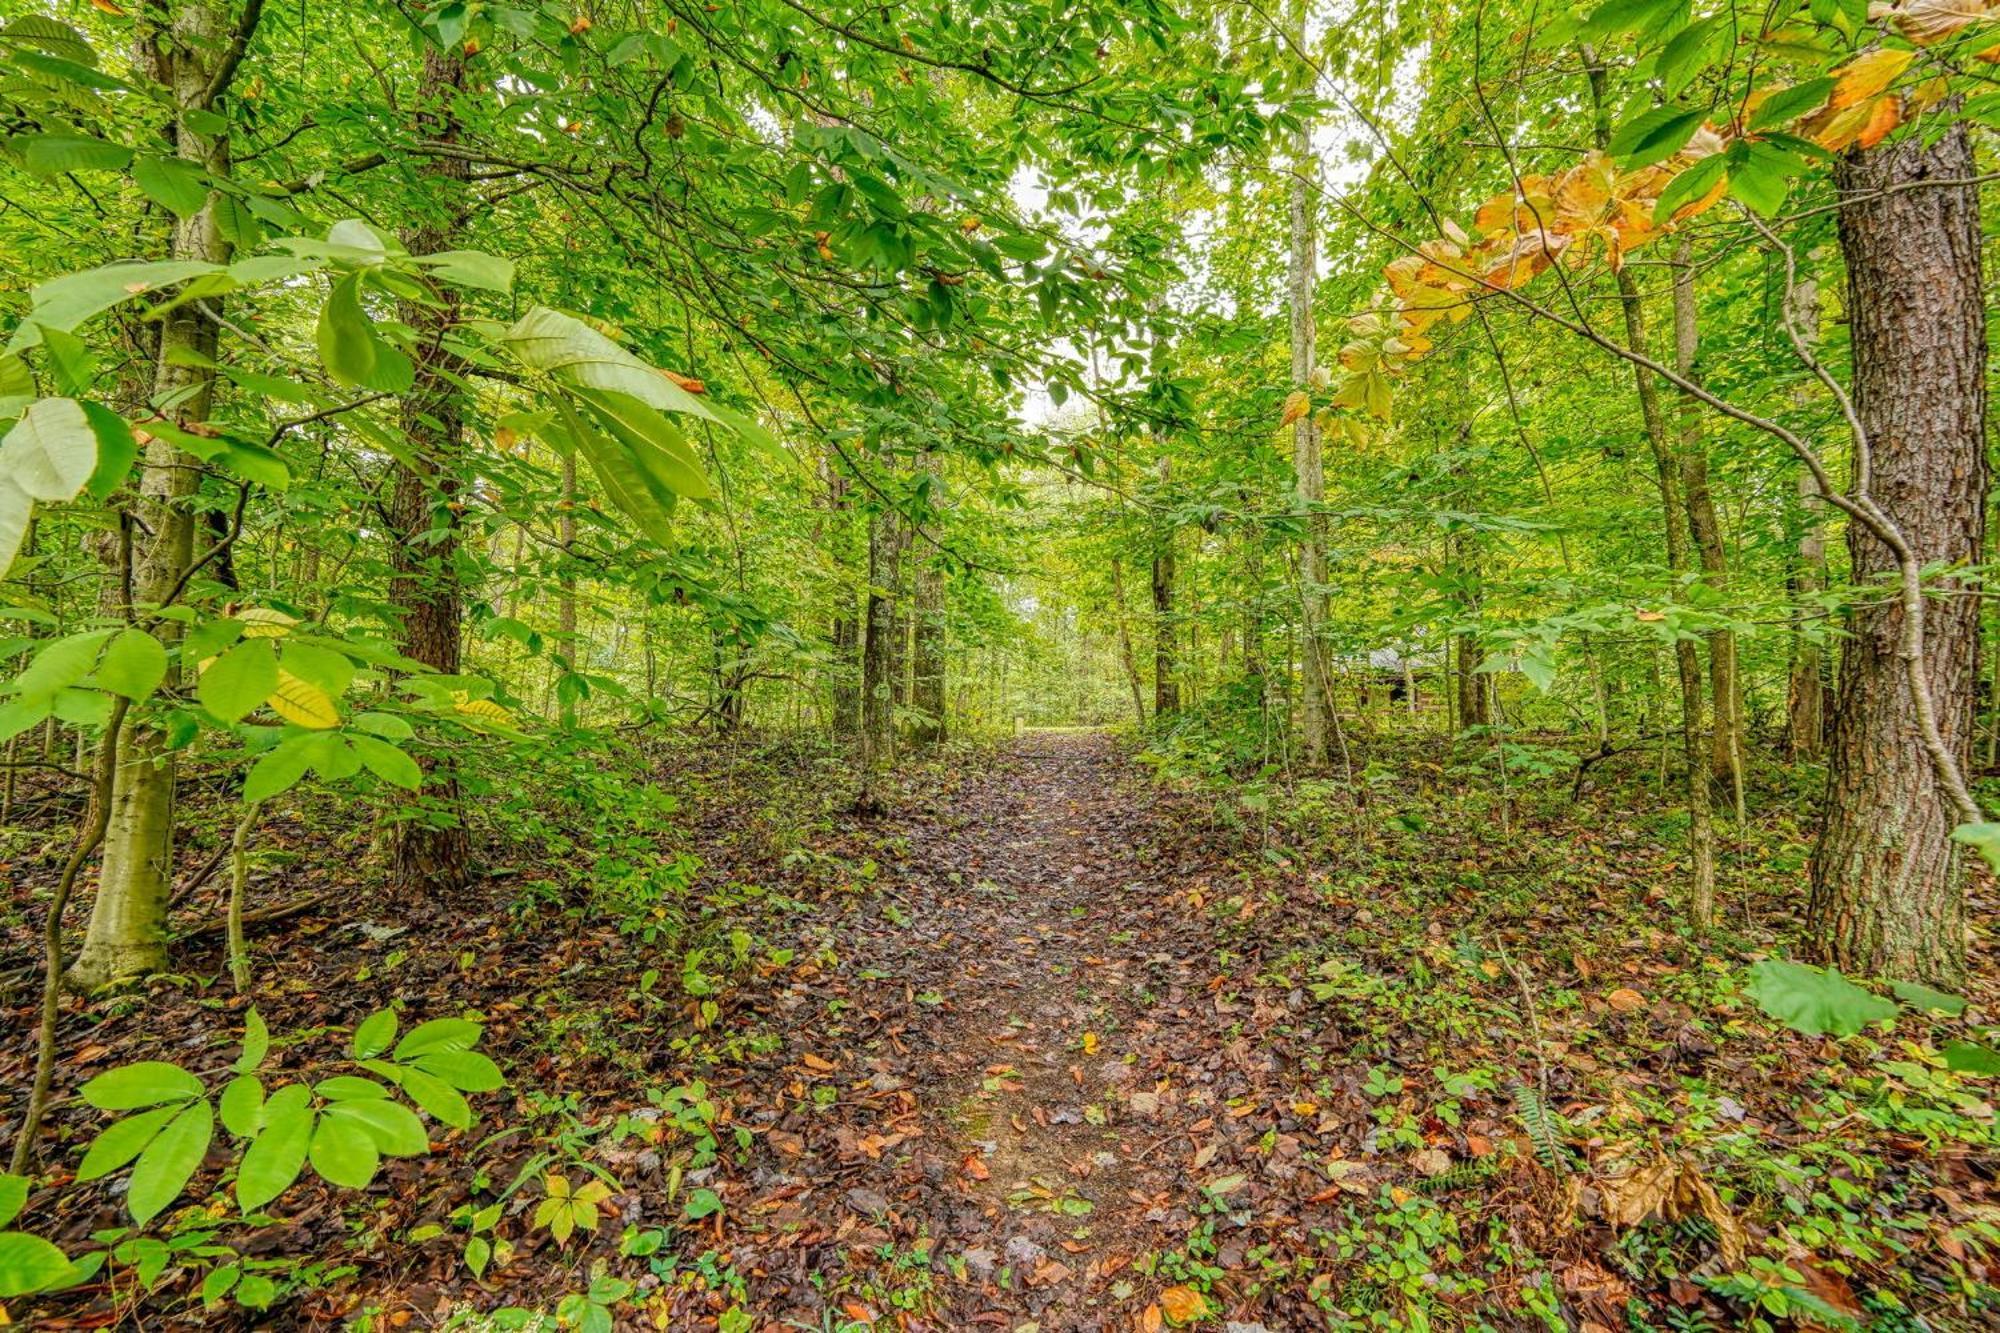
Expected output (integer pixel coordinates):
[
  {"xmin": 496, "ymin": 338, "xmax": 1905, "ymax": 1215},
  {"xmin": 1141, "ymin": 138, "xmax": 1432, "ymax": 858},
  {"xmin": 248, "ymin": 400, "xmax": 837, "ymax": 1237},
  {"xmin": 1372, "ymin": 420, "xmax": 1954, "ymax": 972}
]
[{"xmin": 735, "ymin": 733, "xmax": 1259, "ymax": 1331}]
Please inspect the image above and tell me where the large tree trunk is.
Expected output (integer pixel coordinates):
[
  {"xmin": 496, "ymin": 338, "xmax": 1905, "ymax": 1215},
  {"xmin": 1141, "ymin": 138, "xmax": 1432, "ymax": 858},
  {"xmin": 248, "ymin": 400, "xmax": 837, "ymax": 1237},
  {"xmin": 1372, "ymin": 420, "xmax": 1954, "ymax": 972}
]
[
  {"xmin": 70, "ymin": 0, "xmax": 249, "ymax": 990},
  {"xmin": 1810, "ymin": 124, "xmax": 1987, "ymax": 984},
  {"xmin": 386, "ymin": 44, "xmax": 474, "ymax": 897}
]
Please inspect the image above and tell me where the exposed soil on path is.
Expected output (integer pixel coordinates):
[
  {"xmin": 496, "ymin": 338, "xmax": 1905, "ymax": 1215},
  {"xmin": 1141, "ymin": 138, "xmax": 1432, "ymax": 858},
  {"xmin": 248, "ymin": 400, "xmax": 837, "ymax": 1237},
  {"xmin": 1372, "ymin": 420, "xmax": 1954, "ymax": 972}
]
[{"xmin": 726, "ymin": 732, "xmax": 1337, "ymax": 1331}]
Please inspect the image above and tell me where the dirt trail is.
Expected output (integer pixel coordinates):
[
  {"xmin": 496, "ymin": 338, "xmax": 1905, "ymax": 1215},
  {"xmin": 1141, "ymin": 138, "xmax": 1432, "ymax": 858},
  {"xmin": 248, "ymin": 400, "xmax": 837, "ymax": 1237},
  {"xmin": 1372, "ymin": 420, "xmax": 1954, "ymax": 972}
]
[{"xmin": 733, "ymin": 733, "xmax": 1254, "ymax": 1331}]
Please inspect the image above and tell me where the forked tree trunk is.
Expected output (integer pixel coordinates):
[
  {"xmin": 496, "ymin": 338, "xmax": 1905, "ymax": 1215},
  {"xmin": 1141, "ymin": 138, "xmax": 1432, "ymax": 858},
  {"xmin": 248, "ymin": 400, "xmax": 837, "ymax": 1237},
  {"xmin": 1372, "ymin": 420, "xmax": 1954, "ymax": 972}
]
[
  {"xmin": 1810, "ymin": 124, "xmax": 1987, "ymax": 984},
  {"xmin": 70, "ymin": 0, "xmax": 248, "ymax": 990},
  {"xmin": 386, "ymin": 44, "xmax": 474, "ymax": 897}
]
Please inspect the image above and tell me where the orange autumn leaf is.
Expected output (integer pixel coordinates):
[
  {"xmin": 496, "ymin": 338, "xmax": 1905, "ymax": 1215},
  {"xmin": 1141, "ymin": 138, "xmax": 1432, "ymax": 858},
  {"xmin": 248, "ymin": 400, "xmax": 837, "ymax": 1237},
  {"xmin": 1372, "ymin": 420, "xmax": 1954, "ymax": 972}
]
[
  {"xmin": 1280, "ymin": 389, "xmax": 1310, "ymax": 426},
  {"xmin": 1830, "ymin": 47, "xmax": 1917, "ymax": 111},
  {"xmin": 1158, "ymin": 1285, "xmax": 1211, "ymax": 1324}
]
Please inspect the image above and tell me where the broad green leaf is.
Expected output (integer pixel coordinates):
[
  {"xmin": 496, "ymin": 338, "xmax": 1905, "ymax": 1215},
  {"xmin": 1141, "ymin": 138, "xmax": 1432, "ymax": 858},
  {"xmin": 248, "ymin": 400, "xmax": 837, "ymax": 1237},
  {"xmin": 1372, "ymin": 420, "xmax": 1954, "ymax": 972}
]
[
  {"xmin": 1887, "ymin": 980, "xmax": 1968, "ymax": 1016},
  {"xmin": 0, "ymin": 1231, "xmax": 72, "ymax": 1298},
  {"xmin": 218, "ymin": 1075, "xmax": 265, "ymax": 1138},
  {"xmin": 91, "ymin": 628, "xmax": 167, "ymax": 702},
  {"xmin": 2, "ymin": 398, "xmax": 96, "ymax": 501},
  {"xmin": 394, "ymin": 1017, "xmax": 483, "ymax": 1059},
  {"xmin": 325, "ymin": 1099, "xmax": 429, "ymax": 1156},
  {"xmin": 0, "ymin": 1175, "xmax": 24, "ymax": 1229},
  {"xmin": 243, "ymin": 733, "xmax": 316, "ymax": 801},
  {"xmin": 351, "ymin": 733, "xmax": 422, "ymax": 788},
  {"xmin": 11, "ymin": 629, "xmax": 113, "ymax": 701},
  {"xmin": 1744, "ymin": 960, "xmax": 1896, "ymax": 1037},
  {"xmin": 16, "ymin": 133, "xmax": 132, "ymax": 176},
  {"xmin": 12, "ymin": 260, "xmax": 224, "ymax": 350},
  {"xmin": 1749, "ymin": 78, "xmax": 1836, "ymax": 132},
  {"xmin": 352, "ymin": 1009, "xmax": 399, "ymax": 1060},
  {"xmin": 126, "ymin": 1098, "xmax": 213, "ymax": 1224},
  {"xmin": 132, "ymin": 155, "xmax": 209, "ymax": 217},
  {"xmin": 76, "ymin": 1104, "xmax": 179, "ymax": 1181},
  {"xmin": 236, "ymin": 1085, "xmax": 312, "ymax": 1211},
  {"xmin": 501, "ymin": 306, "xmax": 722, "ymax": 425},
  {"xmin": 314, "ymin": 1075, "xmax": 389, "ymax": 1101},
  {"xmin": 308, "ymin": 1111, "xmax": 380, "ymax": 1189},
  {"xmin": 80, "ymin": 401, "xmax": 137, "ymax": 498},
  {"xmin": 1943, "ymin": 1041, "xmax": 2000, "ymax": 1075},
  {"xmin": 413, "ymin": 1050, "xmax": 504, "ymax": 1092},
  {"xmin": 79, "ymin": 1060, "xmax": 203, "ymax": 1111},
  {"xmin": 198, "ymin": 637, "xmax": 278, "ymax": 723},
  {"xmin": 1607, "ymin": 105, "xmax": 1706, "ymax": 168},
  {"xmin": 397, "ymin": 1067, "xmax": 472, "ymax": 1130},
  {"xmin": 316, "ymin": 273, "xmax": 413, "ymax": 393},
  {"xmin": 416, "ymin": 249, "xmax": 515, "ymax": 293}
]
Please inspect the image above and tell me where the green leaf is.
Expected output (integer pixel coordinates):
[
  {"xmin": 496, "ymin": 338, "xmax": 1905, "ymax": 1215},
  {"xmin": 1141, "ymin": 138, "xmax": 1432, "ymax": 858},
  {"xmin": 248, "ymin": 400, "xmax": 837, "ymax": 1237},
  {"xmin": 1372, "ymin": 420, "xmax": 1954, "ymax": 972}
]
[
  {"xmin": 218, "ymin": 1075, "xmax": 265, "ymax": 1138},
  {"xmin": 79, "ymin": 1060, "xmax": 203, "ymax": 1111},
  {"xmin": 579, "ymin": 389, "xmax": 716, "ymax": 502},
  {"xmin": 413, "ymin": 1050, "xmax": 504, "ymax": 1092},
  {"xmin": 316, "ymin": 273, "xmax": 413, "ymax": 393},
  {"xmin": 1607, "ymin": 105, "xmax": 1706, "ymax": 168},
  {"xmin": 1744, "ymin": 960, "xmax": 1897, "ymax": 1038},
  {"xmin": 126, "ymin": 1099, "xmax": 213, "ymax": 1224},
  {"xmin": 235, "ymin": 1006, "xmax": 270, "ymax": 1074},
  {"xmin": 308, "ymin": 1111, "xmax": 380, "ymax": 1189},
  {"xmin": 501, "ymin": 306, "xmax": 723, "ymax": 426},
  {"xmin": 80, "ymin": 401, "xmax": 137, "ymax": 498},
  {"xmin": 683, "ymin": 1188, "xmax": 724, "ymax": 1219},
  {"xmin": 0, "ymin": 1174, "xmax": 24, "ymax": 1229},
  {"xmin": 394, "ymin": 1017, "xmax": 483, "ymax": 1059},
  {"xmin": 12, "ymin": 629, "xmax": 113, "ymax": 702},
  {"xmin": 133, "ymin": 155, "xmax": 209, "ymax": 217},
  {"xmin": 0, "ymin": 1231, "xmax": 73, "ymax": 1298},
  {"xmin": 416, "ymin": 250, "xmax": 515, "ymax": 293},
  {"xmin": 76, "ymin": 1104, "xmax": 179, "ymax": 1181},
  {"xmin": 1887, "ymin": 980, "xmax": 1968, "ymax": 1016},
  {"xmin": 1652, "ymin": 152, "xmax": 1729, "ymax": 224},
  {"xmin": 352, "ymin": 1010, "xmax": 399, "ymax": 1060},
  {"xmin": 350, "ymin": 733, "xmax": 422, "ymax": 788},
  {"xmin": 1749, "ymin": 78, "xmax": 1835, "ymax": 133},
  {"xmin": 314, "ymin": 1075, "xmax": 389, "ymax": 1101},
  {"xmin": 236, "ymin": 1085, "xmax": 311, "ymax": 1211},
  {"xmin": 325, "ymin": 1099, "xmax": 429, "ymax": 1156},
  {"xmin": 243, "ymin": 733, "xmax": 316, "ymax": 802},
  {"xmin": 92, "ymin": 628, "xmax": 167, "ymax": 702},
  {"xmin": 2, "ymin": 398, "xmax": 97, "ymax": 501},
  {"xmin": 199, "ymin": 637, "xmax": 278, "ymax": 723},
  {"xmin": 1951, "ymin": 821, "xmax": 2000, "ymax": 873},
  {"xmin": 397, "ymin": 1067, "xmax": 472, "ymax": 1130},
  {"xmin": 216, "ymin": 438, "xmax": 291, "ymax": 490},
  {"xmin": 1943, "ymin": 1041, "xmax": 2000, "ymax": 1075},
  {"xmin": 12, "ymin": 260, "xmax": 224, "ymax": 350},
  {"xmin": 15, "ymin": 133, "xmax": 133, "ymax": 176}
]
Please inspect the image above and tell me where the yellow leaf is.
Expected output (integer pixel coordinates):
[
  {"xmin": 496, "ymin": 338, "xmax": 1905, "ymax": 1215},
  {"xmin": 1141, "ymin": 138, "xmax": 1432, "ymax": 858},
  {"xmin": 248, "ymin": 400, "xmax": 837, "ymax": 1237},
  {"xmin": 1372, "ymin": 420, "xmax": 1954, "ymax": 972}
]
[
  {"xmin": 267, "ymin": 669, "xmax": 338, "ymax": 729},
  {"xmin": 1830, "ymin": 47, "xmax": 1916, "ymax": 111},
  {"xmin": 238, "ymin": 607, "xmax": 296, "ymax": 638},
  {"xmin": 1158, "ymin": 1285, "xmax": 1210, "ymax": 1325},
  {"xmin": 1279, "ymin": 389, "xmax": 1310, "ymax": 427},
  {"xmin": 1081, "ymin": 1031, "xmax": 1100, "ymax": 1055}
]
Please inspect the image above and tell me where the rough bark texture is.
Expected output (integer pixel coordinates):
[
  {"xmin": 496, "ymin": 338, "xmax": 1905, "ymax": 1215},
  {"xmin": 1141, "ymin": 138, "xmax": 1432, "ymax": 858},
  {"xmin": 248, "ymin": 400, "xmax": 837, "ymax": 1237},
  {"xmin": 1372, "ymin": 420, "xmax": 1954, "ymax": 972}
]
[
  {"xmin": 1810, "ymin": 125, "xmax": 1987, "ymax": 984},
  {"xmin": 1109, "ymin": 557, "xmax": 1146, "ymax": 726},
  {"xmin": 386, "ymin": 44, "xmax": 474, "ymax": 897},
  {"xmin": 823, "ymin": 464, "xmax": 861, "ymax": 736},
  {"xmin": 71, "ymin": 0, "xmax": 242, "ymax": 990}
]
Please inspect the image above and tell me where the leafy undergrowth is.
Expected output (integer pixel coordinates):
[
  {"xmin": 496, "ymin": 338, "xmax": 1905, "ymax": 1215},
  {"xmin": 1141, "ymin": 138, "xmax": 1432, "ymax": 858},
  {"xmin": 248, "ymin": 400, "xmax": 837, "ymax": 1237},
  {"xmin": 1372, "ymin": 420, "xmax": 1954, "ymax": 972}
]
[{"xmin": 3, "ymin": 727, "xmax": 1998, "ymax": 1330}]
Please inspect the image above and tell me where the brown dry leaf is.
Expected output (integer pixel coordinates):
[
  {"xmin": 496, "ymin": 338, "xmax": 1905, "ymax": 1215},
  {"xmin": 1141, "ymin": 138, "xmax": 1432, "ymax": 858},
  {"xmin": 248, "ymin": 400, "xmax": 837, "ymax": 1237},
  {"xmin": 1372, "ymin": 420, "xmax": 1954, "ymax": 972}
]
[
  {"xmin": 1157, "ymin": 1285, "xmax": 1211, "ymax": 1325},
  {"xmin": 1138, "ymin": 1304, "xmax": 1164, "ymax": 1333},
  {"xmin": 800, "ymin": 1053, "xmax": 837, "ymax": 1072},
  {"xmin": 1576, "ymin": 1158, "xmax": 1746, "ymax": 1267},
  {"xmin": 962, "ymin": 1154, "xmax": 990, "ymax": 1181},
  {"xmin": 1412, "ymin": 1147, "xmax": 1453, "ymax": 1177},
  {"xmin": 1607, "ymin": 987, "xmax": 1647, "ymax": 1013}
]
